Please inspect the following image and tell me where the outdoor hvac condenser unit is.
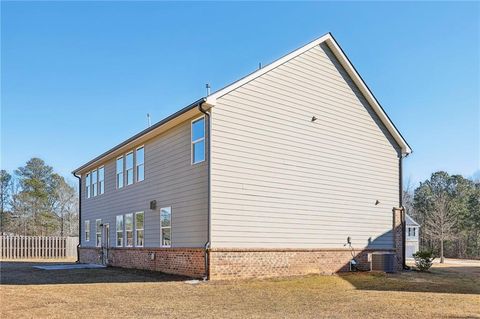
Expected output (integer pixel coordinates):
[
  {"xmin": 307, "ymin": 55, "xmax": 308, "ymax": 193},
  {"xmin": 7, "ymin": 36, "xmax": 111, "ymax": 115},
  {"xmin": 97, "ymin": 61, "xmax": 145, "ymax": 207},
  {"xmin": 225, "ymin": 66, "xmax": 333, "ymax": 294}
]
[{"xmin": 370, "ymin": 253, "xmax": 395, "ymax": 273}]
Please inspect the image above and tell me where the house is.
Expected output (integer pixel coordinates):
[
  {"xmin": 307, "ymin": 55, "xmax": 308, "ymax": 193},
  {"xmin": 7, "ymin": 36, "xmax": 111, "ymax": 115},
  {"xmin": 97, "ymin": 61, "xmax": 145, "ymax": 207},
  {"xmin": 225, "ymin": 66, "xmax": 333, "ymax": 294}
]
[
  {"xmin": 405, "ymin": 214, "xmax": 420, "ymax": 258},
  {"xmin": 72, "ymin": 33, "xmax": 412, "ymax": 280}
]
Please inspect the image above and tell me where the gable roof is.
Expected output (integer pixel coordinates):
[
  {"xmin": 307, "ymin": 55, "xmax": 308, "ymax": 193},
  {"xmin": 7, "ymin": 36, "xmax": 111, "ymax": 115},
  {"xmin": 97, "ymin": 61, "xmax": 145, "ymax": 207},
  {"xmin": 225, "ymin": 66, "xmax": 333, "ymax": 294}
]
[
  {"xmin": 205, "ymin": 32, "xmax": 411, "ymax": 155},
  {"xmin": 406, "ymin": 214, "xmax": 420, "ymax": 227},
  {"xmin": 73, "ymin": 32, "xmax": 411, "ymax": 174}
]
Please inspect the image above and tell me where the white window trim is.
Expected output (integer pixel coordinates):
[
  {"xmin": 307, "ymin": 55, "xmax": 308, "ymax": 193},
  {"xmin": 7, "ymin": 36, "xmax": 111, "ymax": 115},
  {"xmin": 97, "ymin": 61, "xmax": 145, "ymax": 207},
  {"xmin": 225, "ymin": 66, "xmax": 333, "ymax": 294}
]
[
  {"xmin": 135, "ymin": 211, "xmax": 144, "ymax": 247},
  {"xmin": 116, "ymin": 156, "xmax": 124, "ymax": 189},
  {"xmin": 85, "ymin": 173, "xmax": 91, "ymax": 199},
  {"xmin": 95, "ymin": 219, "xmax": 102, "ymax": 247},
  {"xmin": 98, "ymin": 166, "xmax": 105, "ymax": 195},
  {"xmin": 125, "ymin": 151, "xmax": 134, "ymax": 186},
  {"xmin": 191, "ymin": 116, "xmax": 206, "ymax": 165},
  {"xmin": 116, "ymin": 215, "xmax": 124, "ymax": 247},
  {"xmin": 91, "ymin": 169, "xmax": 98, "ymax": 197},
  {"xmin": 125, "ymin": 213, "xmax": 134, "ymax": 247},
  {"xmin": 160, "ymin": 206, "xmax": 172, "ymax": 248},
  {"xmin": 85, "ymin": 220, "xmax": 90, "ymax": 242},
  {"xmin": 135, "ymin": 146, "xmax": 145, "ymax": 183}
]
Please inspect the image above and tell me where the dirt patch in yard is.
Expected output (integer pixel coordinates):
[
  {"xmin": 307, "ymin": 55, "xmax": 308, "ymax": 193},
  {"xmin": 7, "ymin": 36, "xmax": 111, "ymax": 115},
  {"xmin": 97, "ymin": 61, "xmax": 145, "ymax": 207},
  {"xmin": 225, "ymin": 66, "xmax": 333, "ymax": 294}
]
[{"xmin": 1, "ymin": 260, "xmax": 479, "ymax": 319}]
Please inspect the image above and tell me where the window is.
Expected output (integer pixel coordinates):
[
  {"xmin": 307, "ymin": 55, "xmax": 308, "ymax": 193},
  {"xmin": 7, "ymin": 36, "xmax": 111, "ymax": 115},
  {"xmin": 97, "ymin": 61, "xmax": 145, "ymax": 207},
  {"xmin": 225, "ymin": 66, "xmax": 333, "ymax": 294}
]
[
  {"xmin": 135, "ymin": 212, "xmax": 144, "ymax": 247},
  {"xmin": 116, "ymin": 156, "xmax": 124, "ymax": 188},
  {"xmin": 408, "ymin": 227, "xmax": 411, "ymax": 237},
  {"xmin": 116, "ymin": 215, "xmax": 124, "ymax": 247},
  {"xmin": 96, "ymin": 219, "xmax": 102, "ymax": 247},
  {"xmin": 85, "ymin": 220, "xmax": 90, "ymax": 241},
  {"xmin": 413, "ymin": 228, "xmax": 416, "ymax": 237},
  {"xmin": 126, "ymin": 152, "xmax": 134, "ymax": 185},
  {"xmin": 160, "ymin": 207, "xmax": 171, "ymax": 247},
  {"xmin": 98, "ymin": 166, "xmax": 105, "ymax": 195},
  {"xmin": 136, "ymin": 147, "xmax": 144, "ymax": 182},
  {"xmin": 91, "ymin": 169, "xmax": 98, "ymax": 197},
  {"xmin": 85, "ymin": 173, "xmax": 91, "ymax": 199},
  {"xmin": 125, "ymin": 213, "xmax": 133, "ymax": 247},
  {"xmin": 191, "ymin": 117, "xmax": 205, "ymax": 164}
]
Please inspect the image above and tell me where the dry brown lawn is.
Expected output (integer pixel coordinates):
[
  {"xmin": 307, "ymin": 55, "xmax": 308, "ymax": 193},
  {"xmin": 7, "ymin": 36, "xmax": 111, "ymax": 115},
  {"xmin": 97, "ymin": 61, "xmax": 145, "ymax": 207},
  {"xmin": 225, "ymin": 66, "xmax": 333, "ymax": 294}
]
[{"xmin": 1, "ymin": 259, "xmax": 479, "ymax": 319}]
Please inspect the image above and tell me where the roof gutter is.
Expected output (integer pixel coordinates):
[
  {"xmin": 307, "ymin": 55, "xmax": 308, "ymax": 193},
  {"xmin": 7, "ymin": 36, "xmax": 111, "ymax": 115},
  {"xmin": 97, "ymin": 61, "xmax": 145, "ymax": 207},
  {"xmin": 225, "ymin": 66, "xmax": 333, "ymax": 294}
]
[
  {"xmin": 73, "ymin": 98, "xmax": 207, "ymax": 174},
  {"xmin": 198, "ymin": 101, "xmax": 211, "ymax": 280}
]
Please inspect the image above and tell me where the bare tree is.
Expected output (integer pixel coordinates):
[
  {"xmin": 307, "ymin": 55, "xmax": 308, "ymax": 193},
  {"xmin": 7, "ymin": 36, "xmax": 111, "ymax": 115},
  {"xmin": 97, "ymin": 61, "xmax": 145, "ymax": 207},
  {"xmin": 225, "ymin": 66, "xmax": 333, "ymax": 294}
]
[{"xmin": 423, "ymin": 192, "xmax": 457, "ymax": 263}]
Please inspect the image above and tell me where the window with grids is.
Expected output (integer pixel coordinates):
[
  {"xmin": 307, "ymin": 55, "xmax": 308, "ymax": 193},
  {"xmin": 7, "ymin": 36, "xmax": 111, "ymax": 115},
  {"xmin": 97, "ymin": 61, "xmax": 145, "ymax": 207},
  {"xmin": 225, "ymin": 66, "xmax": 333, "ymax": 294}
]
[
  {"xmin": 126, "ymin": 152, "xmax": 134, "ymax": 185},
  {"xmin": 95, "ymin": 219, "xmax": 102, "ymax": 247},
  {"xmin": 125, "ymin": 213, "xmax": 133, "ymax": 247},
  {"xmin": 91, "ymin": 169, "xmax": 98, "ymax": 197},
  {"xmin": 85, "ymin": 220, "xmax": 90, "ymax": 241},
  {"xmin": 116, "ymin": 215, "xmax": 124, "ymax": 247},
  {"xmin": 135, "ymin": 212, "xmax": 144, "ymax": 247},
  {"xmin": 136, "ymin": 147, "xmax": 144, "ymax": 182},
  {"xmin": 98, "ymin": 166, "xmax": 105, "ymax": 195},
  {"xmin": 116, "ymin": 156, "xmax": 124, "ymax": 188},
  {"xmin": 160, "ymin": 207, "xmax": 171, "ymax": 247},
  {"xmin": 85, "ymin": 173, "xmax": 91, "ymax": 199},
  {"xmin": 191, "ymin": 117, "xmax": 205, "ymax": 164}
]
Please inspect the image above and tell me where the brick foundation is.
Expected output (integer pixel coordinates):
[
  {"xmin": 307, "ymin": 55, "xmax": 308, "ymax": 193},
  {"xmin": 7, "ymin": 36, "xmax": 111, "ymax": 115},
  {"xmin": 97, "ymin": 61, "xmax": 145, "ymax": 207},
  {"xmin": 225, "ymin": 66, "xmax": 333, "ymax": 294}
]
[
  {"xmin": 393, "ymin": 207, "xmax": 405, "ymax": 271},
  {"xmin": 208, "ymin": 248, "xmax": 395, "ymax": 280},
  {"xmin": 79, "ymin": 247, "xmax": 206, "ymax": 278}
]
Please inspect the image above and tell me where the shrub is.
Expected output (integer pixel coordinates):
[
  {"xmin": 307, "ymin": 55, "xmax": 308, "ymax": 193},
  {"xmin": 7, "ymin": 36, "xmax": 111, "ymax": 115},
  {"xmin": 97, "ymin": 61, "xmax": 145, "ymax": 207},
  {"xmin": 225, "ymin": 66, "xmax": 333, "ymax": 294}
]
[{"xmin": 413, "ymin": 251, "xmax": 435, "ymax": 271}]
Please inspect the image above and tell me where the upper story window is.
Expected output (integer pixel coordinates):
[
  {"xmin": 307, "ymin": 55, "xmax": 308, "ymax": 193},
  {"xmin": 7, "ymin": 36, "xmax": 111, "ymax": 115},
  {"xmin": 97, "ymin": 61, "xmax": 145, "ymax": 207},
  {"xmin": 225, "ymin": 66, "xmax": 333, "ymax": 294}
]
[
  {"xmin": 116, "ymin": 156, "xmax": 124, "ymax": 189},
  {"xmin": 98, "ymin": 166, "xmax": 105, "ymax": 195},
  {"xmin": 126, "ymin": 152, "xmax": 134, "ymax": 186},
  {"xmin": 91, "ymin": 169, "xmax": 98, "ymax": 197},
  {"xmin": 191, "ymin": 117, "xmax": 205, "ymax": 164},
  {"xmin": 85, "ymin": 164, "xmax": 105, "ymax": 199},
  {"xmin": 85, "ymin": 173, "xmax": 91, "ymax": 199},
  {"xmin": 136, "ymin": 147, "xmax": 144, "ymax": 182}
]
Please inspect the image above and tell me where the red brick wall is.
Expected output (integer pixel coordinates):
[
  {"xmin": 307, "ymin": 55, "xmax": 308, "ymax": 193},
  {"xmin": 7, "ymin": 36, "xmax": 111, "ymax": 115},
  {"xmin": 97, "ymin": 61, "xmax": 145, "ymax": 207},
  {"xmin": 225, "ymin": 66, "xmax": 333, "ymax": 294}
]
[
  {"xmin": 208, "ymin": 248, "xmax": 395, "ymax": 280},
  {"xmin": 79, "ymin": 247, "xmax": 205, "ymax": 278},
  {"xmin": 393, "ymin": 207, "xmax": 405, "ymax": 271}
]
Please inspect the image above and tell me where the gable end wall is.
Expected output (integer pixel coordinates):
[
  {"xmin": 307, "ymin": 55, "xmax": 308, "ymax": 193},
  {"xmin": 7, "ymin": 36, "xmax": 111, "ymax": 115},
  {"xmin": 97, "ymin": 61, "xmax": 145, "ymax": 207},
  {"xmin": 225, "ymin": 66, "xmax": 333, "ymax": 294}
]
[{"xmin": 210, "ymin": 43, "xmax": 401, "ymax": 250}]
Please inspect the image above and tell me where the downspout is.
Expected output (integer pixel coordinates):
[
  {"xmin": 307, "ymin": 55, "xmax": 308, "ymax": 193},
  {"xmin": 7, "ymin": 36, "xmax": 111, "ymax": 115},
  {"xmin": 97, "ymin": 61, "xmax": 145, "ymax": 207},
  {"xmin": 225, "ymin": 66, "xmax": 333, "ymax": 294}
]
[
  {"xmin": 198, "ymin": 99, "xmax": 211, "ymax": 280},
  {"xmin": 399, "ymin": 152, "xmax": 409, "ymax": 270},
  {"xmin": 73, "ymin": 172, "xmax": 81, "ymax": 263}
]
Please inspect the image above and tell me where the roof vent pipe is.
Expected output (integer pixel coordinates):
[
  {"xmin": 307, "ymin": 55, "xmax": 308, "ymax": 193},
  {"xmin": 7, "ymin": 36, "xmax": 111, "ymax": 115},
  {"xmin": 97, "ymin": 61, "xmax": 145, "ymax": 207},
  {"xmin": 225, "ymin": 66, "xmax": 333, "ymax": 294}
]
[
  {"xmin": 147, "ymin": 113, "xmax": 151, "ymax": 128},
  {"xmin": 206, "ymin": 83, "xmax": 211, "ymax": 96}
]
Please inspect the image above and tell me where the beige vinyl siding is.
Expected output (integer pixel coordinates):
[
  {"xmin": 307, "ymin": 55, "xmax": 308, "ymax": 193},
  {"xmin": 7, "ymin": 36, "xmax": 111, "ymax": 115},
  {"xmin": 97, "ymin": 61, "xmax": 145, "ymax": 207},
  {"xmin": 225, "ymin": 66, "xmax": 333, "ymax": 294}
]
[
  {"xmin": 210, "ymin": 43, "xmax": 401, "ymax": 249},
  {"xmin": 81, "ymin": 116, "xmax": 207, "ymax": 248}
]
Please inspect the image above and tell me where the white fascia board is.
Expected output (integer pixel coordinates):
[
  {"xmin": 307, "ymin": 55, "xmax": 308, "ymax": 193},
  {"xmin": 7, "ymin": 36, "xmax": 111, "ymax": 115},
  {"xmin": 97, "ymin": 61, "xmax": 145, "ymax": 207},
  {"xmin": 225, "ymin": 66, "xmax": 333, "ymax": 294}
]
[
  {"xmin": 324, "ymin": 36, "xmax": 412, "ymax": 155},
  {"xmin": 206, "ymin": 33, "xmax": 411, "ymax": 155},
  {"xmin": 206, "ymin": 33, "xmax": 332, "ymax": 102}
]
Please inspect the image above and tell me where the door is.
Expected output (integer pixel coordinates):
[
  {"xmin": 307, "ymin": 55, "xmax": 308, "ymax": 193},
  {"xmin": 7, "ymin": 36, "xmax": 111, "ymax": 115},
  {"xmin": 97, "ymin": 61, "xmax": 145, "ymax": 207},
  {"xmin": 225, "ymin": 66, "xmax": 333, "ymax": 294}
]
[{"xmin": 102, "ymin": 223, "xmax": 110, "ymax": 265}]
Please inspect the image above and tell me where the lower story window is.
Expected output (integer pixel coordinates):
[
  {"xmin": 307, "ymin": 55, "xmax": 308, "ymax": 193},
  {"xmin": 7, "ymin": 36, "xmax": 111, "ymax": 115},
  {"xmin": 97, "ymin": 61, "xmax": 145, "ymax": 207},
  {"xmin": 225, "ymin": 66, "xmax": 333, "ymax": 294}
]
[
  {"xmin": 125, "ymin": 213, "xmax": 133, "ymax": 247},
  {"xmin": 116, "ymin": 215, "xmax": 124, "ymax": 247},
  {"xmin": 135, "ymin": 212, "xmax": 144, "ymax": 247},
  {"xmin": 160, "ymin": 207, "xmax": 171, "ymax": 247},
  {"xmin": 84, "ymin": 220, "xmax": 90, "ymax": 242},
  {"xmin": 95, "ymin": 219, "xmax": 102, "ymax": 247}
]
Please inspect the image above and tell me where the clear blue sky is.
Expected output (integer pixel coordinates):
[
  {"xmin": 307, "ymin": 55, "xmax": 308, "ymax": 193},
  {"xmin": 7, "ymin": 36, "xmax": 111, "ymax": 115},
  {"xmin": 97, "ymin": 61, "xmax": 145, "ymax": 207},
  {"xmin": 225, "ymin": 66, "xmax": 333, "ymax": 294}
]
[{"xmin": 1, "ymin": 2, "xmax": 479, "ymax": 186}]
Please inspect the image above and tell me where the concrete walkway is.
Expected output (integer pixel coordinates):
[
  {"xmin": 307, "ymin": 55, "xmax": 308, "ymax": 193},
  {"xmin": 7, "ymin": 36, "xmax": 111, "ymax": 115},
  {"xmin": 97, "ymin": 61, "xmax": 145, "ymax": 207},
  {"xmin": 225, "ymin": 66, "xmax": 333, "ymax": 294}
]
[{"xmin": 33, "ymin": 263, "xmax": 106, "ymax": 270}]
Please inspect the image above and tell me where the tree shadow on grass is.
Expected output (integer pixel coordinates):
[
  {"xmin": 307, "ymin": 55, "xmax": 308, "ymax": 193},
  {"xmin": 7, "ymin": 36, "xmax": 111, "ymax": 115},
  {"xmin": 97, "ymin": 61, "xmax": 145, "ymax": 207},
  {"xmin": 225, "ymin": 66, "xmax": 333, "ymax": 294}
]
[{"xmin": 0, "ymin": 261, "xmax": 189, "ymax": 285}]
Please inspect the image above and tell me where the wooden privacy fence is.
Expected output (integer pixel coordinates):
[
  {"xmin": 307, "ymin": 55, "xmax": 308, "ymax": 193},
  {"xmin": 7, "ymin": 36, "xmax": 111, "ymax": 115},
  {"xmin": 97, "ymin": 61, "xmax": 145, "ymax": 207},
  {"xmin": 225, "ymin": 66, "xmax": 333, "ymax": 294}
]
[{"xmin": 0, "ymin": 235, "xmax": 79, "ymax": 259}]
